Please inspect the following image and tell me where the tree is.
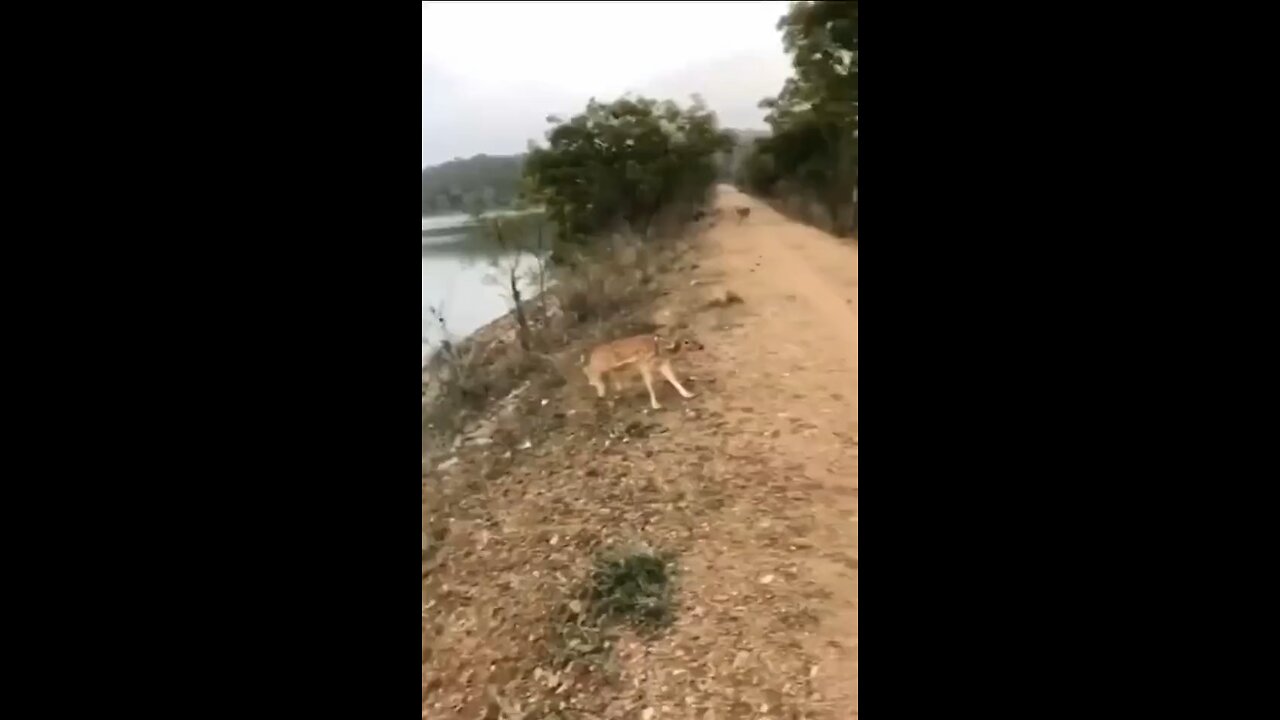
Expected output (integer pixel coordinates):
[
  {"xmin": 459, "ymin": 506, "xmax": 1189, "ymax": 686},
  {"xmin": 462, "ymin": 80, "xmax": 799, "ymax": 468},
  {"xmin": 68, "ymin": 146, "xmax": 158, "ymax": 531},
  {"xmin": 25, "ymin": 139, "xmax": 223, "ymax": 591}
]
[
  {"xmin": 742, "ymin": 1, "xmax": 858, "ymax": 237},
  {"xmin": 523, "ymin": 95, "xmax": 733, "ymax": 244},
  {"xmin": 473, "ymin": 210, "xmax": 536, "ymax": 352}
]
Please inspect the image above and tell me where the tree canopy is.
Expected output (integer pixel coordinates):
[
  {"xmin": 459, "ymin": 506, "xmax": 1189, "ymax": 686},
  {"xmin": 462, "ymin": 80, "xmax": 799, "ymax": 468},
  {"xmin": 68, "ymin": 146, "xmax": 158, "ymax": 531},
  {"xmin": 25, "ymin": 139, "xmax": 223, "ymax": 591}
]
[
  {"xmin": 740, "ymin": 1, "xmax": 858, "ymax": 236},
  {"xmin": 523, "ymin": 95, "xmax": 734, "ymax": 243}
]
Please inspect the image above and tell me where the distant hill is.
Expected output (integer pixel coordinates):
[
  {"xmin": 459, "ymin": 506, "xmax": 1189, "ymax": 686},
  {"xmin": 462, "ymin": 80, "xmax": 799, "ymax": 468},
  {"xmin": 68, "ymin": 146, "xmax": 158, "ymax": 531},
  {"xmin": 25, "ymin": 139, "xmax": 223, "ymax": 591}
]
[{"xmin": 422, "ymin": 154, "xmax": 525, "ymax": 216}]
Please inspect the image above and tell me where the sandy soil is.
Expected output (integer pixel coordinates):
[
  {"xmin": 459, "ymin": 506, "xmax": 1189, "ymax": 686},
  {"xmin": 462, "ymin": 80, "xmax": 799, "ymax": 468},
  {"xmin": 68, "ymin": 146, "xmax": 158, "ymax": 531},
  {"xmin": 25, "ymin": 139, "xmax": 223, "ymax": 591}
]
[
  {"xmin": 687, "ymin": 186, "xmax": 859, "ymax": 714},
  {"xmin": 422, "ymin": 185, "xmax": 858, "ymax": 719}
]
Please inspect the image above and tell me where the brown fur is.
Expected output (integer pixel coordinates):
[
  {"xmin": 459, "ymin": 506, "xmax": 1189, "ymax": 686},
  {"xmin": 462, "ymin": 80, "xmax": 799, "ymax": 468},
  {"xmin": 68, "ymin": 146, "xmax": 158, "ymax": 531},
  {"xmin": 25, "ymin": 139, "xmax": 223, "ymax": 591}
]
[
  {"xmin": 735, "ymin": 206, "xmax": 751, "ymax": 223},
  {"xmin": 583, "ymin": 333, "xmax": 704, "ymax": 409}
]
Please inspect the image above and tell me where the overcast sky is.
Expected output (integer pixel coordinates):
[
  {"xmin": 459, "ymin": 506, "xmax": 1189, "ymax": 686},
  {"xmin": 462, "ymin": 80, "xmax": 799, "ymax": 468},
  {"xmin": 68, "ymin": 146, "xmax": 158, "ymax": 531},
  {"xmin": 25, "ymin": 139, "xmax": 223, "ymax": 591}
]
[{"xmin": 422, "ymin": 0, "xmax": 792, "ymax": 168}]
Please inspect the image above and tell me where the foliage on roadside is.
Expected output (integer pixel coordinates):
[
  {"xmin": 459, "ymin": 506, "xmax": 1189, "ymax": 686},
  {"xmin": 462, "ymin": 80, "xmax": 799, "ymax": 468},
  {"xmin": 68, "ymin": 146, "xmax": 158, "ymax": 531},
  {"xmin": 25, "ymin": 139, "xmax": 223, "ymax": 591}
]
[{"xmin": 739, "ymin": 1, "xmax": 859, "ymax": 237}]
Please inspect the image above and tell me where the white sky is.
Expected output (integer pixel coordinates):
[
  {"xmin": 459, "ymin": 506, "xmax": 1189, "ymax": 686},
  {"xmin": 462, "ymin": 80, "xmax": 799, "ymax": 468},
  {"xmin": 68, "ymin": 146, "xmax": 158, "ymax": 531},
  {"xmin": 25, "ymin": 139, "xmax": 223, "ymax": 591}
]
[{"xmin": 422, "ymin": 0, "xmax": 792, "ymax": 167}]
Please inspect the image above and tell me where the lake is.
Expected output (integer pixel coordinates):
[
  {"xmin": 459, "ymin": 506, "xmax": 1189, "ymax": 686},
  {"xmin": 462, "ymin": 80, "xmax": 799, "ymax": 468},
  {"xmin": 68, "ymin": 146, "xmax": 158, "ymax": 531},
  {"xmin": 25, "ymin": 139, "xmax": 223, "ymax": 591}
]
[{"xmin": 421, "ymin": 212, "xmax": 543, "ymax": 367}]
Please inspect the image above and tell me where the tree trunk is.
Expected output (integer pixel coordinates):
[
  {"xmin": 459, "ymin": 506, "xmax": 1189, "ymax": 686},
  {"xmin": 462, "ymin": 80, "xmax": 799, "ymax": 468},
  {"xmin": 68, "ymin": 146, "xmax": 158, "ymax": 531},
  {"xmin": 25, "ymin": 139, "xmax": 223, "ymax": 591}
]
[
  {"xmin": 819, "ymin": 127, "xmax": 856, "ymax": 237},
  {"xmin": 535, "ymin": 222, "xmax": 549, "ymax": 329},
  {"xmin": 494, "ymin": 218, "xmax": 532, "ymax": 352},
  {"xmin": 852, "ymin": 183, "xmax": 858, "ymax": 239},
  {"xmin": 510, "ymin": 268, "xmax": 532, "ymax": 352},
  {"xmin": 833, "ymin": 133, "xmax": 857, "ymax": 237}
]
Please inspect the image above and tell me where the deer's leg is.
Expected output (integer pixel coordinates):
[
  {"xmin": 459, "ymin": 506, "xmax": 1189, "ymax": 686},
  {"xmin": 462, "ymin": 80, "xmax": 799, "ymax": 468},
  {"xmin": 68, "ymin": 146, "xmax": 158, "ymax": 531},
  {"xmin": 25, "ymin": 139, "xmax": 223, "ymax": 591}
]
[
  {"xmin": 659, "ymin": 360, "xmax": 696, "ymax": 399},
  {"xmin": 638, "ymin": 365, "xmax": 661, "ymax": 409},
  {"xmin": 585, "ymin": 367, "xmax": 607, "ymax": 398}
]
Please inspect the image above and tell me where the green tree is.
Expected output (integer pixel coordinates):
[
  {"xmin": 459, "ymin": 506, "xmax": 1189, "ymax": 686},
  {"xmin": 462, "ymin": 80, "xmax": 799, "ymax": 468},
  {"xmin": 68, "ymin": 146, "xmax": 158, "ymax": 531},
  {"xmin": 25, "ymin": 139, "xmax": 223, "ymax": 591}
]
[
  {"xmin": 742, "ymin": 1, "xmax": 858, "ymax": 236},
  {"xmin": 523, "ymin": 95, "xmax": 733, "ymax": 244}
]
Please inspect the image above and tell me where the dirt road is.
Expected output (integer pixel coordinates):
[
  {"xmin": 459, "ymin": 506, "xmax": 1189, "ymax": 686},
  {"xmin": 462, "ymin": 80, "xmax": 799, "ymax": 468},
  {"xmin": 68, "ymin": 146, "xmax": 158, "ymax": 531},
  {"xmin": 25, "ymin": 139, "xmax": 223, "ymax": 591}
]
[{"xmin": 682, "ymin": 185, "xmax": 859, "ymax": 715}]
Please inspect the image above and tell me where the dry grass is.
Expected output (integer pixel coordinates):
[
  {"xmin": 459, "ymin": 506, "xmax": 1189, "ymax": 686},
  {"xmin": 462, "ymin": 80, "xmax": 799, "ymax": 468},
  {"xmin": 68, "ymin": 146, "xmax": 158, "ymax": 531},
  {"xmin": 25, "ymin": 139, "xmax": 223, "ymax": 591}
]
[
  {"xmin": 422, "ymin": 220, "xmax": 837, "ymax": 720},
  {"xmin": 423, "ymin": 230, "xmax": 682, "ymax": 439},
  {"xmin": 421, "ymin": 387, "xmax": 834, "ymax": 719}
]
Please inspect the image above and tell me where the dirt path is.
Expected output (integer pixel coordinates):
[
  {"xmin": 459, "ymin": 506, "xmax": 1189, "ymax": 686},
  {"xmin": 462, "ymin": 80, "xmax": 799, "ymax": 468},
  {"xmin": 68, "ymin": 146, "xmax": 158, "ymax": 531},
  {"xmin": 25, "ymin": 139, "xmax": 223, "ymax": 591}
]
[{"xmin": 680, "ymin": 185, "xmax": 859, "ymax": 715}]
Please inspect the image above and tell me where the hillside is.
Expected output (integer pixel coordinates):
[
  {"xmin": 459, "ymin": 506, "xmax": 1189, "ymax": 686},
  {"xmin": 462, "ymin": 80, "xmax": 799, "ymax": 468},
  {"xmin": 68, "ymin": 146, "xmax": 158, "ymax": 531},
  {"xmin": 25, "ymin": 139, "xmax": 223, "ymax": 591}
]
[{"xmin": 421, "ymin": 154, "xmax": 525, "ymax": 216}]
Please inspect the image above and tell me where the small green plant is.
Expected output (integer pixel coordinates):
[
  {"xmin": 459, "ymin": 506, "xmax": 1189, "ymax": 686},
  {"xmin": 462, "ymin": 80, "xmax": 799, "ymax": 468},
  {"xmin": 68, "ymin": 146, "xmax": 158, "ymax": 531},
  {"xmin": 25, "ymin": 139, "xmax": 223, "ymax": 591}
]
[
  {"xmin": 546, "ymin": 545, "xmax": 679, "ymax": 673},
  {"xmin": 588, "ymin": 546, "xmax": 677, "ymax": 632}
]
